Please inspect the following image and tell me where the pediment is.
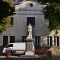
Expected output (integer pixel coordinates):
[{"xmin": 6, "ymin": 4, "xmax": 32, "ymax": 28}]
[{"xmin": 15, "ymin": 1, "xmax": 43, "ymax": 11}]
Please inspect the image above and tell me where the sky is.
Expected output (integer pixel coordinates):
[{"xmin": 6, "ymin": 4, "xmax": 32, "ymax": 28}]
[{"xmin": 13, "ymin": 0, "xmax": 23, "ymax": 3}]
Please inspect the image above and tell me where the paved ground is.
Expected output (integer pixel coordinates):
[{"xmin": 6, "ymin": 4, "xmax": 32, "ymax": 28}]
[
  {"xmin": 0, "ymin": 54, "xmax": 51, "ymax": 58},
  {"xmin": 0, "ymin": 57, "xmax": 60, "ymax": 60},
  {"xmin": 0, "ymin": 58, "xmax": 51, "ymax": 60},
  {"xmin": 0, "ymin": 55, "xmax": 60, "ymax": 60},
  {"xmin": 0, "ymin": 55, "xmax": 39, "ymax": 58}
]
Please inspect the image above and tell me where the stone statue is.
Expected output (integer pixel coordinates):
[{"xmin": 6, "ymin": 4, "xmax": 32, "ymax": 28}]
[
  {"xmin": 27, "ymin": 23, "xmax": 32, "ymax": 39},
  {"xmin": 26, "ymin": 23, "xmax": 35, "ymax": 55}
]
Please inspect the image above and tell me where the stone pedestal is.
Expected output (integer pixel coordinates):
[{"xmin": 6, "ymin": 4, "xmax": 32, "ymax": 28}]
[{"xmin": 25, "ymin": 39, "xmax": 35, "ymax": 55}]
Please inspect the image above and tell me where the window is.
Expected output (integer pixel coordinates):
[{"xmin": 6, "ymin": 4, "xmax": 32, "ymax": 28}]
[
  {"xmin": 30, "ymin": 3, "xmax": 33, "ymax": 7},
  {"xmin": 54, "ymin": 36, "xmax": 59, "ymax": 46},
  {"xmin": 27, "ymin": 17, "xmax": 35, "ymax": 25},
  {"xmin": 6, "ymin": 44, "xmax": 13, "ymax": 48},
  {"xmin": 47, "ymin": 36, "xmax": 52, "ymax": 46},
  {"xmin": 22, "ymin": 36, "xmax": 26, "ymax": 42},
  {"xmin": 3, "ymin": 36, "xmax": 8, "ymax": 47},
  {"xmin": 10, "ymin": 17, "xmax": 13, "ymax": 26},
  {"xmin": 10, "ymin": 36, "xmax": 15, "ymax": 43},
  {"xmin": 35, "ymin": 36, "xmax": 40, "ymax": 48}
]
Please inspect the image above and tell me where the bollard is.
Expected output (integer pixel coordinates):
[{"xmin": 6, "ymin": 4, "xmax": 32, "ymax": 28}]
[{"xmin": 6, "ymin": 50, "xmax": 12, "ymax": 57}]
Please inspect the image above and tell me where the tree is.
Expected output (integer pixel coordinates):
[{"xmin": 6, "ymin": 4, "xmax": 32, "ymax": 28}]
[
  {"xmin": 37, "ymin": 0, "xmax": 49, "ymax": 4},
  {"xmin": 0, "ymin": 0, "xmax": 14, "ymax": 33},
  {"xmin": 43, "ymin": 3, "xmax": 60, "ymax": 34},
  {"xmin": 37, "ymin": 0, "xmax": 60, "ymax": 4},
  {"xmin": 3, "ymin": 0, "xmax": 14, "ymax": 7},
  {"xmin": 38, "ymin": 0, "xmax": 60, "ymax": 34}
]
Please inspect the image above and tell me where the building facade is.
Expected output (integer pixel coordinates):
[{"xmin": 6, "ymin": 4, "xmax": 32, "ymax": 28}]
[{"xmin": 0, "ymin": 0, "xmax": 60, "ymax": 48}]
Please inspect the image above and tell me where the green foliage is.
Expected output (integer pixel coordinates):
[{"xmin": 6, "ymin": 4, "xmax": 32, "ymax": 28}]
[
  {"xmin": 49, "ymin": 0, "xmax": 60, "ymax": 4},
  {"xmin": 0, "ymin": 16, "xmax": 11, "ymax": 33},
  {"xmin": 3, "ymin": 0, "xmax": 14, "ymax": 7},
  {"xmin": 38, "ymin": 0, "xmax": 60, "ymax": 32},
  {"xmin": 0, "ymin": 0, "xmax": 14, "ymax": 19},
  {"xmin": 37, "ymin": 0, "xmax": 60, "ymax": 4},
  {"xmin": 43, "ymin": 3, "xmax": 60, "ymax": 31},
  {"xmin": 0, "ymin": 0, "xmax": 14, "ymax": 33},
  {"xmin": 37, "ymin": 0, "xmax": 49, "ymax": 4}
]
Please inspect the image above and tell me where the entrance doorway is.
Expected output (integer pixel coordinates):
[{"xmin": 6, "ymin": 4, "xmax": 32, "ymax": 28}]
[{"xmin": 3, "ymin": 36, "xmax": 8, "ymax": 47}]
